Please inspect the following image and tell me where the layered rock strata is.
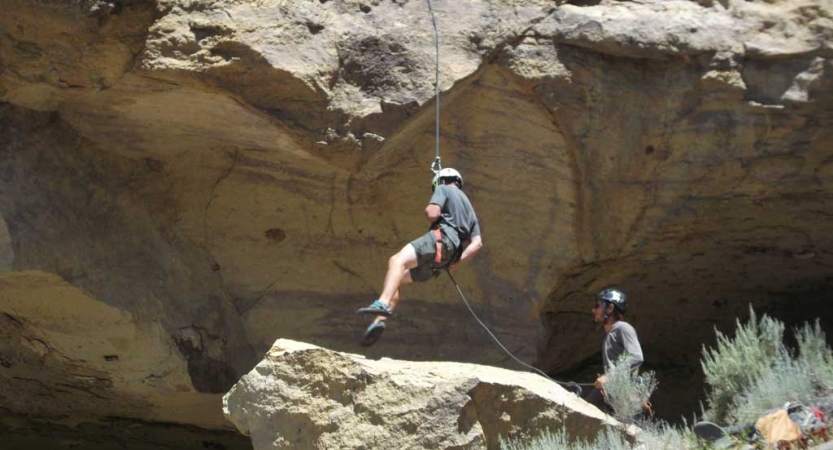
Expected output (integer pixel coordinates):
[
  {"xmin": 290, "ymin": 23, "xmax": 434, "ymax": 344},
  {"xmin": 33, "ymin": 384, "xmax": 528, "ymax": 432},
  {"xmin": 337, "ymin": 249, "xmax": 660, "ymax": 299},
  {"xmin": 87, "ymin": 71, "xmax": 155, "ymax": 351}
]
[{"xmin": 0, "ymin": 0, "xmax": 831, "ymax": 436}]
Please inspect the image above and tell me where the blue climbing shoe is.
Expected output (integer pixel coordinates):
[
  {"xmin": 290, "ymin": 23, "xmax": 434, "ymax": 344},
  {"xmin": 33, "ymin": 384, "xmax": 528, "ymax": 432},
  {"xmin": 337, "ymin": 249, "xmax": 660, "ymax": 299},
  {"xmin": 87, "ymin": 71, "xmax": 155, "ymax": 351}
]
[
  {"xmin": 356, "ymin": 300, "xmax": 392, "ymax": 317},
  {"xmin": 361, "ymin": 321, "xmax": 386, "ymax": 347}
]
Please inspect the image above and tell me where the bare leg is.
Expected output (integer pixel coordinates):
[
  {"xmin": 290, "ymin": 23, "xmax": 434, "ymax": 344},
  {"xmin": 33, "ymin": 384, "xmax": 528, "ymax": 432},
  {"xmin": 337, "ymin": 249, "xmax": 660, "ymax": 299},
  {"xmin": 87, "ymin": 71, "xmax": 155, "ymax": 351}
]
[
  {"xmin": 375, "ymin": 270, "xmax": 413, "ymax": 323},
  {"xmin": 363, "ymin": 262, "xmax": 415, "ymax": 346},
  {"xmin": 378, "ymin": 244, "xmax": 418, "ymax": 306}
]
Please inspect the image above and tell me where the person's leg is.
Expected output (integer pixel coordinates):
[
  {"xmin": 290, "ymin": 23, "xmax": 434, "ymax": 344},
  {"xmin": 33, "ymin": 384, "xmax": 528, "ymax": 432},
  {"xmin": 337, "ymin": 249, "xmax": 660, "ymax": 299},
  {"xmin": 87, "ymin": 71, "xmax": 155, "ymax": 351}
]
[
  {"xmin": 390, "ymin": 269, "xmax": 414, "ymax": 311},
  {"xmin": 585, "ymin": 388, "xmax": 615, "ymax": 415},
  {"xmin": 390, "ymin": 288, "xmax": 402, "ymax": 311},
  {"xmin": 378, "ymin": 244, "xmax": 418, "ymax": 307},
  {"xmin": 362, "ymin": 253, "xmax": 422, "ymax": 347},
  {"xmin": 358, "ymin": 233, "xmax": 430, "ymax": 317},
  {"xmin": 374, "ymin": 270, "xmax": 413, "ymax": 323},
  {"xmin": 364, "ymin": 270, "xmax": 414, "ymax": 346},
  {"xmin": 585, "ymin": 388, "xmax": 606, "ymax": 411}
]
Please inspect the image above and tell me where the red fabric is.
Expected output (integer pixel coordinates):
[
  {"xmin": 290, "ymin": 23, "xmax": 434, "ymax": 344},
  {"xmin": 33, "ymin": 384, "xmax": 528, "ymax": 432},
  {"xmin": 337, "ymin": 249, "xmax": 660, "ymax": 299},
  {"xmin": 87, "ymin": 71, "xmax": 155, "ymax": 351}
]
[
  {"xmin": 812, "ymin": 408, "xmax": 825, "ymax": 422},
  {"xmin": 433, "ymin": 228, "xmax": 443, "ymax": 264}
]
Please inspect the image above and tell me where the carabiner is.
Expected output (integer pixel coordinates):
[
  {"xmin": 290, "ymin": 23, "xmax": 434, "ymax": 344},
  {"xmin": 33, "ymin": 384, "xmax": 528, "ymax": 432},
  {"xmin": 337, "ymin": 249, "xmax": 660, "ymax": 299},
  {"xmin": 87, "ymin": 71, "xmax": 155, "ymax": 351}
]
[{"xmin": 430, "ymin": 156, "xmax": 442, "ymax": 174}]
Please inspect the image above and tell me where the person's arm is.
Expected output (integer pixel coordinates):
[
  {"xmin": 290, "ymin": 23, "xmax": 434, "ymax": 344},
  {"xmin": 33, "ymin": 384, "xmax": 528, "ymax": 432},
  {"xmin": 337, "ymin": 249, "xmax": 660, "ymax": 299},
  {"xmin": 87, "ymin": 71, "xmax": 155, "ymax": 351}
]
[
  {"xmin": 425, "ymin": 204, "xmax": 441, "ymax": 223},
  {"xmin": 597, "ymin": 326, "xmax": 643, "ymax": 388},
  {"xmin": 450, "ymin": 212, "xmax": 482, "ymax": 270},
  {"xmin": 425, "ymin": 186, "xmax": 447, "ymax": 224},
  {"xmin": 622, "ymin": 327, "xmax": 644, "ymax": 371},
  {"xmin": 449, "ymin": 235, "xmax": 482, "ymax": 271},
  {"xmin": 457, "ymin": 235, "xmax": 482, "ymax": 264}
]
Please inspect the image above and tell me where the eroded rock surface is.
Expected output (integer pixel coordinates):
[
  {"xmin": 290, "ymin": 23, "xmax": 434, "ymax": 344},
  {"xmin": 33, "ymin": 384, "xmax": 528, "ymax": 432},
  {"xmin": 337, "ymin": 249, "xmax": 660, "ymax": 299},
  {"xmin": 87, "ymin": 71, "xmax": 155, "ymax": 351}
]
[
  {"xmin": 0, "ymin": 0, "xmax": 832, "ymax": 438},
  {"xmin": 223, "ymin": 339, "xmax": 632, "ymax": 450}
]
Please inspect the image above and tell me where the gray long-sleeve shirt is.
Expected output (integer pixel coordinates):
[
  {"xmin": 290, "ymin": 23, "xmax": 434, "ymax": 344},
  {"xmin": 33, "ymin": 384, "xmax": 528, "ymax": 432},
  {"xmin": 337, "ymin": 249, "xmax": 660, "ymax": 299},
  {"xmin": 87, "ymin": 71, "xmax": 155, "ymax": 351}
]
[{"xmin": 602, "ymin": 321, "xmax": 644, "ymax": 372}]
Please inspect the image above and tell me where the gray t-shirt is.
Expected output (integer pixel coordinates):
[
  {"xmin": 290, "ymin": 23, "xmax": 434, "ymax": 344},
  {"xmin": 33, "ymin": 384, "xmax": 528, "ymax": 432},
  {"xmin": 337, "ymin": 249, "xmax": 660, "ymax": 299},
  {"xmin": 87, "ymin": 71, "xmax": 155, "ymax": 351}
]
[
  {"xmin": 602, "ymin": 321, "xmax": 644, "ymax": 373},
  {"xmin": 429, "ymin": 185, "xmax": 481, "ymax": 248}
]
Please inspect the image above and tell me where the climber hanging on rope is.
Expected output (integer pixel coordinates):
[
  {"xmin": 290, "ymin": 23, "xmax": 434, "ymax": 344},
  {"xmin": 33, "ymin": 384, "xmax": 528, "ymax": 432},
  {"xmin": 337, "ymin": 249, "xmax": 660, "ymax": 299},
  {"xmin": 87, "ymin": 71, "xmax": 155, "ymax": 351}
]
[
  {"xmin": 350, "ymin": 0, "xmax": 587, "ymax": 393},
  {"xmin": 356, "ymin": 168, "xmax": 483, "ymax": 346}
]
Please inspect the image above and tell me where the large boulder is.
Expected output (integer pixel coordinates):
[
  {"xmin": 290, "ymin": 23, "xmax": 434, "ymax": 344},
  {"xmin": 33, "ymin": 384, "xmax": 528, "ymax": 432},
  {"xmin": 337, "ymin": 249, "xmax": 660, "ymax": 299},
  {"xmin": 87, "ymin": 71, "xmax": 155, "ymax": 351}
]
[{"xmin": 223, "ymin": 339, "xmax": 633, "ymax": 450}]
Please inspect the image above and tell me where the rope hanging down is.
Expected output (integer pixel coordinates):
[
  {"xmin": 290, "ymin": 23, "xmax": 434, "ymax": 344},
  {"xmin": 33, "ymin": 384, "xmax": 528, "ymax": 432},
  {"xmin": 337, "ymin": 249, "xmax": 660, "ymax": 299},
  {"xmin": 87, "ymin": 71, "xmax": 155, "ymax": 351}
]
[
  {"xmin": 426, "ymin": 2, "xmax": 587, "ymax": 395},
  {"xmin": 427, "ymin": 0, "xmax": 442, "ymax": 174},
  {"xmin": 445, "ymin": 270, "xmax": 592, "ymax": 395}
]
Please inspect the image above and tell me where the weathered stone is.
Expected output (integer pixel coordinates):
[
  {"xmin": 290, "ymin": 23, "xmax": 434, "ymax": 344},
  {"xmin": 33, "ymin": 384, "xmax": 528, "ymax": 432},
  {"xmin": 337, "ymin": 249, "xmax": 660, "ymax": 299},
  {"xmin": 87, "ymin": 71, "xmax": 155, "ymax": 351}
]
[
  {"xmin": 140, "ymin": 0, "xmax": 556, "ymax": 141},
  {"xmin": 1, "ymin": 0, "xmax": 156, "ymax": 110},
  {"xmin": 0, "ymin": 213, "xmax": 12, "ymax": 274},
  {"xmin": 0, "ymin": 0, "xmax": 831, "ymax": 440},
  {"xmin": 0, "ymin": 270, "xmax": 233, "ymax": 428},
  {"xmin": 223, "ymin": 339, "xmax": 632, "ymax": 450}
]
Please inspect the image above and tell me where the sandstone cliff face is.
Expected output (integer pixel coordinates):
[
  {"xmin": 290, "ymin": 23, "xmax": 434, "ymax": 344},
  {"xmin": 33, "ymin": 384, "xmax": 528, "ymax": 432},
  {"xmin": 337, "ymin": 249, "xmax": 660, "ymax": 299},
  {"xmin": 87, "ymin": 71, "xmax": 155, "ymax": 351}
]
[{"xmin": 1, "ymin": 0, "xmax": 832, "ymax": 439}]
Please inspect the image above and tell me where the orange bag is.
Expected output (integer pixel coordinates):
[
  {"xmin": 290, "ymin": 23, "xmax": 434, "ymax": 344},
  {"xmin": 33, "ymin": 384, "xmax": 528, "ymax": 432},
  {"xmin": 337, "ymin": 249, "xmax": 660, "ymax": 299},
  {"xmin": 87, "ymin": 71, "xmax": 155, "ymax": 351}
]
[{"xmin": 756, "ymin": 409, "xmax": 804, "ymax": 448}]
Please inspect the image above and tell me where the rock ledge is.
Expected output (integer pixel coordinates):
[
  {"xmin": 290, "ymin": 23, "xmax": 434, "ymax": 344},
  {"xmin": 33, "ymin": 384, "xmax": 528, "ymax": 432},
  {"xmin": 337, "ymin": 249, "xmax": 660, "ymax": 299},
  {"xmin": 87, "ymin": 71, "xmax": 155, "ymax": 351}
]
[{"xmin": 223, "ymin": 339, "xmax": 632, "ymax": 450}]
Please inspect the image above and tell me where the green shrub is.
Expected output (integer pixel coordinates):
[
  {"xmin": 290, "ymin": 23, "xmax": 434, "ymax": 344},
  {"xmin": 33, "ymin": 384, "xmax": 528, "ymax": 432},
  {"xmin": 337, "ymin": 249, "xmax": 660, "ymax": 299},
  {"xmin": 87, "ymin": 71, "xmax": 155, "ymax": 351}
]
[
  {"xmin": 638, "ymin": 422, "xmax": 698, "ymax": 450},
  {"xmin": 700, "ymin": 307, "xmax": 784, "ymax": 424},
  {"xmin": 500, "ymin": 427, "xmax": 630, "ymax": 450},
  {"xmin": 702, "ymin": 309, "xmax": 833, "ymax": 425},
  {"xmin": 796, "ymin": 319, "xmax": 833, "ymax": 390},
  {"xmin": 500, "ymin": 424, "xmax": 698, "ymax": 450},
  {"xmin": 500, "ymin": 429, "xmax": 569, "ymax": 450},
  {"xmin": 730, "ymin": 348, "xmax": 815, "ymax": 423},
  {"xmin": 582, "ymin": 427, "xmax": 632, "ymax": 450},
  {"xmin": 604, "ymin": 356, "xmax": 657, "ymax": 424}
]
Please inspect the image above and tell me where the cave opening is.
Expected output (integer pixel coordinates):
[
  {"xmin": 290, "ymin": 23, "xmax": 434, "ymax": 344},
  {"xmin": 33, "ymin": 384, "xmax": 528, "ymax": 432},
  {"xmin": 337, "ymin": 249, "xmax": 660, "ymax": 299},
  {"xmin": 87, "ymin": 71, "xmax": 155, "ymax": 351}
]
[{"xmin": 542, "ymin": 247, "xmax": 833, "ymax": 422}]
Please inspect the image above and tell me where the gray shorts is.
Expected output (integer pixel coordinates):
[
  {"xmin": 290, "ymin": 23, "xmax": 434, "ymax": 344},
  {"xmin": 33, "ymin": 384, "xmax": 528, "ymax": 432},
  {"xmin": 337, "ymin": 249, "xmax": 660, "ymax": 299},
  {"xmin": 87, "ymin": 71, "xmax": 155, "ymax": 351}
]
[{"xmin": 408, "ymin": 230, "xmax": 457, "ymax": 282}]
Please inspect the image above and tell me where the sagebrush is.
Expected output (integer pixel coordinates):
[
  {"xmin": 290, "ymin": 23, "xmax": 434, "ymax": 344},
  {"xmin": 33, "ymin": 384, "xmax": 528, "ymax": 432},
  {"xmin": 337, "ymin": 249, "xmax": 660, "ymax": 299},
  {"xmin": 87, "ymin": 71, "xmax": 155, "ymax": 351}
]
[
  {"xmin": 701, "ymin": 308, "xmax": 833, "ymax": 425},
  {"xmin": 500, "ymin": 427, "xmax": 630, "ymax": 450},
  {"xmin": 700, "ymin": 307, "xmax": 784, "ymax": 424},
  {"xmin": 603, "ymin": 355, "xmax": 657, "ymax": 424}
]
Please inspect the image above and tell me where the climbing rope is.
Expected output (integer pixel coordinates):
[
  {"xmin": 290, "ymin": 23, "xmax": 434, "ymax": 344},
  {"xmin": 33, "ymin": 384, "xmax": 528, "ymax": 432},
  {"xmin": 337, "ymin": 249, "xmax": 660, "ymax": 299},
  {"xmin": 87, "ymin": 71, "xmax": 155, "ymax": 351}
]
[
  {"xmin": 426, "ymin": 0, "xmax": 442, "ymax": 174},
  {"xmin": 445, "ymin": 270, "xmax": 593, "ymax": 396},
  {"xmin": 425, "ymin": 1, "xmax": 588, "ymax": 396}
]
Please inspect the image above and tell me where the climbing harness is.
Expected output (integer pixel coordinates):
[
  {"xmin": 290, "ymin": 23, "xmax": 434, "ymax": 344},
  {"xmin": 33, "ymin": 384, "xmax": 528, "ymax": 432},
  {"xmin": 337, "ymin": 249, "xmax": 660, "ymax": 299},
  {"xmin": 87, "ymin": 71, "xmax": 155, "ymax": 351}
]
[
  {"xmin": 424, "ymin": 1, "xmax": 589, "ymax": 396},
  {"xmin": 445, "ymin": 269, "xmax": 593, "ymax": 396},
  {"xmin": 432, "ymin": 227, "xmax": 444, "ymax": 264}
]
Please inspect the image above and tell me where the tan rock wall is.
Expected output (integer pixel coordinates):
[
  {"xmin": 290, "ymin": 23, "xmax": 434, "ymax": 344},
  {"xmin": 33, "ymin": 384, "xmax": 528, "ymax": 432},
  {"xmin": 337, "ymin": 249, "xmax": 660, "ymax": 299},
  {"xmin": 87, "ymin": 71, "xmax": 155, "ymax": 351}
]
[{"xmin": 0, "ymin": 0, "xmax": 831, "ymax": 432}]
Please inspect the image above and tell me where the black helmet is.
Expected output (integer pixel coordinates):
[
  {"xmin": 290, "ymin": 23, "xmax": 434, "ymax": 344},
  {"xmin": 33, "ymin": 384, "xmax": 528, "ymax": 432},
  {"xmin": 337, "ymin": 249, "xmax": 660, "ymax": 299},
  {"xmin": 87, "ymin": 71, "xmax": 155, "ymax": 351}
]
[{"xmin": 597, "ymin": 288, "xmax": 627, "ymax": 313}]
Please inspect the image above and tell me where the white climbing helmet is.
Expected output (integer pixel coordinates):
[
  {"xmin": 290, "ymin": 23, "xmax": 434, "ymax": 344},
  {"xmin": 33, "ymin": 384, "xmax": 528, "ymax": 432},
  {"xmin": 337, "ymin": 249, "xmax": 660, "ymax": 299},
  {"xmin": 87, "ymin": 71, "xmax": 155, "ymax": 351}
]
[{"xmin": 432, "ymin": 168, "xmax": 464, "ymax": 191}]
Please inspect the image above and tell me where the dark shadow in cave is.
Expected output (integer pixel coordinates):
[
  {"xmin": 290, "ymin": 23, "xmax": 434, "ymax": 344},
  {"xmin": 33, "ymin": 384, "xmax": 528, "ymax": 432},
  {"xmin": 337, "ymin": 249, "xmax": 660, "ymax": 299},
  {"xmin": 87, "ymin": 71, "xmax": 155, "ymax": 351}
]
[{"xmin": 541, "ymin": 259, "xmax": 833, "ymax": 423}]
